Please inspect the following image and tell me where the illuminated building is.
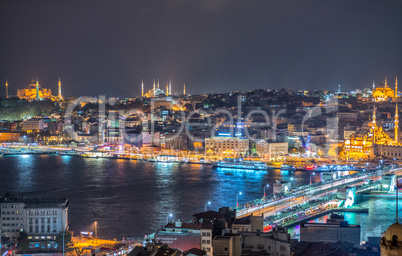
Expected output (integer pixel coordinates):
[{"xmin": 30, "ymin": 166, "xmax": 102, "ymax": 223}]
[
  {"xmin": 0, "ymin": 194, "xmax": 69, "ymax": 249},
  {"xmin": 0, "ymin": 132, "xmax": 20, "ymax": 142},
  {"xmin": 17, "ymin": 78, "xmax": 59, "ymax": 101},
  {"xmin": 0, "ymin": 195, "xmax": 24, "ymax": 239},
  {"xmin": 205, "ymin": 137, "xmax": 249, "ymax": 157},
  {"xmin": 143, "ymin": 79, "xmax": 167, "ymax": 97},
  {"xmin": 24, "ymin": 198, "xmax": 69, "ymax": 249},
  {"xmin": 183, "ymin": 82, "xmax": 186, "ymax": 95},
  {"xmin": 344, "ymin": 101, "xmax": 400, "ymax": 159},
  {"xmin": 372, "ymin": 77, "xmax": 397, "ymax": 102},
  {"xmin": 21, "ymin": 119, "xmax": 45, "ymax": 133},
  {"xmin": 255, "ymin": 140, "xmax": 288, "ymax": 159}
]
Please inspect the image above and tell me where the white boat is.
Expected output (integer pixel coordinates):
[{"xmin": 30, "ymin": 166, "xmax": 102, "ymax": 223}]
[
  {"xmin": 317, "ymin": 165, "xmax": 330, "ymax": 171},
  {"xmin": 155, "ymin": 155, "xmax": 180, "ymax": 163},
  {"xmin": 280, "ymin": 164, "xmax": 297, "ymax": 171},
  {"xmin": 59, "ymin": 149, "xmax": 81, "ymax": 156},
  {"xmin": 81, "ymin": 150, "xmax": 113, "ymax": 158},
  {"xmin": 215, "ymin": 159, "xmax": 267, "ymax": 170}
]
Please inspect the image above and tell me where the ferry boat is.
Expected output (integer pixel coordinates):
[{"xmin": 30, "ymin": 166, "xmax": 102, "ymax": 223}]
[
  {"xmin": 215, "ymin": 158, "xmax": 268, "ymax": 170},
  {"xmin": 59, "ymin": 149, "xmax": 81, "ymax": 156},
  {"xmin": 81, "ymin": 150, "xmax": 113, "ymax": 158},
  {"xmin": 154, "ymin": 155, "xmax": 181, "ymax": 163},
  {"xmin": 317, "ymin": 165, "xmax": 330, "ymax": 171},
  {"xmin": 280, "ymin": 164, "xmax": 297, "ymax": 171}
]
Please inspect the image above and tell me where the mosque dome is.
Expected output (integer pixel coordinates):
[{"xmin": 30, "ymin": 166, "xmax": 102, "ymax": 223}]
[{"xmin": 384, "ymin": 222, "xmax": 402, "ymax": 242}]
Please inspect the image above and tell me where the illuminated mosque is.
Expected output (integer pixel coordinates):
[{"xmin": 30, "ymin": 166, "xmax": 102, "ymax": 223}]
[
  {"xmin": 141, "ymin": 79, "xmax": 186, "ymax": 98},
  {"xmin": 344, "ymin": 77, "xmax": 399, "ymax": 159},
  {"xmin": 15, "ymin": 77, "xmax": 63, "ymax": 101},
  {"xmin": 372, "ymin": 76, "xmax": 397, "ymax": 102}
]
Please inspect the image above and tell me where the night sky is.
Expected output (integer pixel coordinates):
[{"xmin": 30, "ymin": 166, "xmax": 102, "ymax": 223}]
[{"xmin": 1, "ymin": 0, "xmax": 402, "ymax": 98}]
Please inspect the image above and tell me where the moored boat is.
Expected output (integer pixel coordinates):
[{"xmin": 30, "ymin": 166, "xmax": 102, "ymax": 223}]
[
  {"xmin": 215, "ymin": 158, "xmax": 268, "ymax": 170},
  {"xmin": 280, "ymin": 164, "xmax": 297, "ymax": 171}
]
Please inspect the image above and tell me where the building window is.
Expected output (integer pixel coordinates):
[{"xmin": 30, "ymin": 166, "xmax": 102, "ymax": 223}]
[{"xmin": 392, "ymin": 235, "xmax": 398, "ymax": 246}]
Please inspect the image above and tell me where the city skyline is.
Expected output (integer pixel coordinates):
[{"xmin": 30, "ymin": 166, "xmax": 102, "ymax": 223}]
[
  {"xmin": 1, "ymin": 2, "xmax": 402, "ymax": 255},
  {"xmin": 1, "ymin": 1, "xmax": 402, "ymax": 97}
]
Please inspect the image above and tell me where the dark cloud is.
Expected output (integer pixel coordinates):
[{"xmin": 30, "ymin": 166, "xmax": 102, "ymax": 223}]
[{"xmin": 0, "ymin": 0, "xmax": 401, "ymax": 98}]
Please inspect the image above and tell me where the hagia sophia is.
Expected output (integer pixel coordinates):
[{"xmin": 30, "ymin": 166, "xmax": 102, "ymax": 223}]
[{"xmin": 4, "ymin": 77, "xmax": 63, "ymax": 101}]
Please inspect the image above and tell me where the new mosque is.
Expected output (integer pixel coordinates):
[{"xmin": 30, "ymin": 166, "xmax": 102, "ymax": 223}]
[{"xmin": 344, "ymin": 77, "xmax": 401, "ymax": 159}]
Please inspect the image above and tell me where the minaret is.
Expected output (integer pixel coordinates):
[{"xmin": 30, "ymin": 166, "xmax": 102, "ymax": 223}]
[
  {"xmin": 58, "ymin": 77, "xmax": 62, "ymax": 100},
  {"xmin": 5, "ymin": 77, "xmax": 8, "ymax": 99},
  {"xmin": 372, "ymin": 103, "xmax": 377, "ymax": 143},
  {"xmin": 141, "ymin": 79, "xmax": 144, "ymax": 97},
  {"xmin": 183, "ymin": 83, "xmax": 186, "ymax": 95},
  {"xmin": 36, "ymin": 77, "xmax": 39, "ymax": 100},
  {"xmin": 372, "ymin": 80, "xmax": 375, "ymax": 91},
  {"xmin": 169, "ymin": 79, "xmax": 172, "ymax": 96},
  {"xmin": 385, "ymin": 76, "xmax": 388, "ymax": 87},
  {"xmin": 395, "ymin": 76, "xmax": 398, "ymax": 98},
  {"xmin": 157, "ymin": 79, "xmax": 160, "ymax": 89},
  {"xmin": 166, "ymin": 82, "xmax": 169, "ymax": 96},
  {"xmin": 153, "ymin": 79, "xmax": 156, "ymax": 97},
  {"xmin": 395, "ymin": 103, "xmax": 399, "ymax": 143}
]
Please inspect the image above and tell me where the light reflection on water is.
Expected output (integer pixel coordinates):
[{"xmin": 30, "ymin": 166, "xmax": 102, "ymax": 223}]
[{"xmin": 0, "ymin": 155, "xmax": 393, "ymax": 240}]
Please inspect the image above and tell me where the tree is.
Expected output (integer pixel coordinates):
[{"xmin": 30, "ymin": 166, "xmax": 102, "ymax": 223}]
[
  {"xmin": 17, "ymin": 231, "xmax": 29, "ymax": 252},
  {"xmin": 73, "ymin": 246, "xmax": 84, "ymax": 256},
  {"xmin": 56, "ymin": 231, "xmax": 72, "ymax": 251}
]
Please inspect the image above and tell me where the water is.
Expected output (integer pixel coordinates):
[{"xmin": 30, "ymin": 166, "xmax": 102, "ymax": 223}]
[{"xmin": 0, "ymin": 155, "xmax": 397, "ymax": 241}]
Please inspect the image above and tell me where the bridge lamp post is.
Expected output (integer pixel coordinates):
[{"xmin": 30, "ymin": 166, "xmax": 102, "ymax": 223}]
[
  {"xmin": 288, "ymin": 178, "xmax": 294, "ymax": 208},
  {"xmin": 264, "ymin": 184, "xmax": 269, "ymax": 198},
  {"xmin": 205, "ymin": 201, "xmax": 211, "ymax": 212},
  {"xmin": 167, "ymin": 213, "xmax": 173, "ymax": 224},
  {"xmin": 310, "ymin": 172, "xmax": 315, "ymax": 194},
  {"xmin": 236, "ymin": 192, "xmax": 242, "ymax": 208}
]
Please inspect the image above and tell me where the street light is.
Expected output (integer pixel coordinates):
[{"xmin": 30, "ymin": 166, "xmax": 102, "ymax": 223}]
[
  {"xmin": 236, "ymin": 192, "xmax": 242, "ymax": 207},
  {"xmin": 310, "ymin": 172, "xmax": 315, "ymax": 185},
  {"xmin": 167, "ymin": 213, "xmax": 173, "ymax": 224},
  {"xmin": 205, "ymin": 201, "xmax": 211, "ymax": 212},
  {"xmin": 310, "ymin": 172, "xmax": 315, "ymax": 194},
  {"xmin": 263, "ymin": 184, "xmax": 269, "ymax": 198},
  {"xmin": 288, "ymin": 178, "xmax": 294, "ymax": 207}
]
